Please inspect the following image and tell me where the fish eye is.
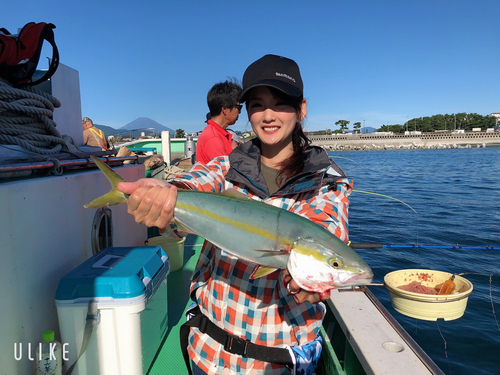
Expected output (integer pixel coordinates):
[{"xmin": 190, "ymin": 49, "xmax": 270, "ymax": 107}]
[{"xmin": 329, "ymin": 258, "xmax": 343, "ymax": 269}]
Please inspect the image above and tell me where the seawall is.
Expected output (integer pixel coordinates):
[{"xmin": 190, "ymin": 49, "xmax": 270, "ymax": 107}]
[{"xmin": 309, "ymin": 132, "xmax": 500, "ymax": 151}]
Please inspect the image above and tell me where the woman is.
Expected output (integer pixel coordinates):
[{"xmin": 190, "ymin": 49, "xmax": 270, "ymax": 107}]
[{"xmin": 118, "ymin": 54, "xmax": 353, "ymax": 375}]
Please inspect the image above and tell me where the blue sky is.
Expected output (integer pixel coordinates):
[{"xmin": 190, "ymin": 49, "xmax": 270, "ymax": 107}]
[{"xmin": 5, "ymin": 1, "xmax": 500, "ymax": 134}]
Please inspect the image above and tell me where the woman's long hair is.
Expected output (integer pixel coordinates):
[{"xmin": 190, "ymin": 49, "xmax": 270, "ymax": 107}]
[{"xmin": 277, "ymin": 119, "xmax": 310, "ymax": 186}]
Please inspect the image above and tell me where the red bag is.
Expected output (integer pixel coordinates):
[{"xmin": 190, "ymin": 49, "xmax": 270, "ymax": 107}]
[{"xmin": 0, "ymin": 22, "xmax": 59, "ymax": 86}]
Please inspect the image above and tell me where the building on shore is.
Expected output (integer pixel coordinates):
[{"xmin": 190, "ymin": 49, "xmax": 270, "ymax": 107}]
[{"xmin": 490, "ymin": 113, "xmax": 500, "ymax": 126}]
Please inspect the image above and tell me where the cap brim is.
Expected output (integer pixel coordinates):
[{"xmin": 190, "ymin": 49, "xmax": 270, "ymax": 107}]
[{"xmin": 239, "ymin": 79, "xmax": 303, "ymax": 103}]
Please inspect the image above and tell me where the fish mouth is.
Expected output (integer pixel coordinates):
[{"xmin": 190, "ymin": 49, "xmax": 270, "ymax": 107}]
[{"xmin": 339, "ymin": 270, "xmax": 374, "ymax": 286}]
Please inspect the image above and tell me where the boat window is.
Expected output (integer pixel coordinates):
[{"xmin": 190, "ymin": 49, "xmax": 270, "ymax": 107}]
[{"xmin": 91, "ymin": 207, "xmax": 113, "ymax": 255}]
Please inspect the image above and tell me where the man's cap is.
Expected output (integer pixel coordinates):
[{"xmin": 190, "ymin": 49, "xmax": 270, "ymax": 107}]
[
  {"xmin": 239, "ymin": 54, "xmax": 303, "ymax": 103},
  {"xmin": 205, "ymin": 112, "xmax": 211, "ymax": 123},
  {"xmin": 82, "ymin": 117, "xmax": 93, "ymax": 124}
]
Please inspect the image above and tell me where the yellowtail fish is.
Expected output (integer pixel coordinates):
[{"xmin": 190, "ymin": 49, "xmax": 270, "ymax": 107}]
[{"xmin": 85, "ymin": 155, "xmax": 373, "ymax": 292}]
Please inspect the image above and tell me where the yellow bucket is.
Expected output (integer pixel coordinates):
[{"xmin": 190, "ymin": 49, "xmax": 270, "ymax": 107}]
[
  {"xmin": 145, "ymin": 236, "xmax": 185, "ymax": 272},
  {"xmin": 384, "ymin": 269, "xmax": 473, "ymax": 321}
]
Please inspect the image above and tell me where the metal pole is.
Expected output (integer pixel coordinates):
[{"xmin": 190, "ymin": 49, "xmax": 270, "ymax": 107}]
[{"xmin": 161, "ymin": 130, "xmax": 171, "ymax": 166}]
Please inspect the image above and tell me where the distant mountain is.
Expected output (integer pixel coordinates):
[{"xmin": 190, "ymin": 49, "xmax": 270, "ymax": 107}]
[
  {"xmin": 94, "ymin": 124, "xmax": 121, "ymax": 137},
  {"xmin": 120, "ymin": 117, "xmax": 175, "ymax": 137},
  {"xmin": 93, "ymin": 117, "xmax": 175, "ymax": 139}
]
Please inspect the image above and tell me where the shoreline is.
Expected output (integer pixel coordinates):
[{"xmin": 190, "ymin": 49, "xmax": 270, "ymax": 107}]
[
  {"xmin": 309, "ymin": 132, "xmax": 500, "ymax": 151},
  {"xmin": 319, "ymin": 142, "xmax": 500, "ymax": 151}
]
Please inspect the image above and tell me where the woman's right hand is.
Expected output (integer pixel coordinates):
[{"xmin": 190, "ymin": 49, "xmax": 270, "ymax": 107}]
[
  {"xmin": 118, "ymin": 179, "xmax": 178, "ymax": 231},
  {"xmin": 282, "ymin": 270, "xmax": 331, "ymax": 304}
]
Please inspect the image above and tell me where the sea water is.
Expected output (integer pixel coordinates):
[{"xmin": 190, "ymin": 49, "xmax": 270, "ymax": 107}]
[{"xmin": 328, "ymin": 147, "xmax": 500, "ymax": 375}]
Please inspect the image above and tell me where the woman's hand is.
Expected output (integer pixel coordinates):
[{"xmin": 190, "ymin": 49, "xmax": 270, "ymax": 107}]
[
  {"xmin": 118, "ymin": 179, "xmax": 177, "ymax": 231},
  {"xmin": 282, "ymin": 270, "xmax": 331, "ymax": 304}
]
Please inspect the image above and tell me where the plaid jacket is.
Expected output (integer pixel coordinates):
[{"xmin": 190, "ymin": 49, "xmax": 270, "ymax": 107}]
[{"xmin": 170, "ymin": 140, "xmax": 353, "ymax": 374}]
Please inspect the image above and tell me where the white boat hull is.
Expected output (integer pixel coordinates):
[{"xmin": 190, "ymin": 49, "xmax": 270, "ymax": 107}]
[{"xmin": 0, "ymin": 164, "xmax": 147, "ymax": 375}]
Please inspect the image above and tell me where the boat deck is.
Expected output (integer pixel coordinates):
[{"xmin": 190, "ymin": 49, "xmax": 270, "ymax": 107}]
[{"xmin": 148, "ymin": 235, "xmax": 205, "ymax": 375}]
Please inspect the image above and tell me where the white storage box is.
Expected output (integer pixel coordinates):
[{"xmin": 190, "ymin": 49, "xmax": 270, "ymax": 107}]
[{"xmin": 55, "ymin": 246, "xmax": 170, "ymax": 375}]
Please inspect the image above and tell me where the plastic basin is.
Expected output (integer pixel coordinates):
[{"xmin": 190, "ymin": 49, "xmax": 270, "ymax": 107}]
[{"xmin": 384, "ymin": 269, "xmax": 473, "ymax": 321}]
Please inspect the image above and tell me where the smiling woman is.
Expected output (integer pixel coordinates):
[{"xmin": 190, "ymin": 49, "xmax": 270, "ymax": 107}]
[
  {"xmin": 241, "ymin": 55, "xmax": 311, "ymax": 187},
  {"xmin": 246, "ymin": 86, "xmax": 307, "ymax": 185},
  {"xmin": 117, "ymin": 54, "xmax": 357, "ymax": 375}
]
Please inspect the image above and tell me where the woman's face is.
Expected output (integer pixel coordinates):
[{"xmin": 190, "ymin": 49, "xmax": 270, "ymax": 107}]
[{"xmin": 247, "ymin": 86, "xmax": 306, "ymax": 150}]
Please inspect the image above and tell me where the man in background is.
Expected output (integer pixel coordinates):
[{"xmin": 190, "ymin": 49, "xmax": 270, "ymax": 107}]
[
  {"xmin": 196, "ymin": 80, "xmax": 242, "ymax": 164},
  {"xmin": 82, "ymin": 117, "xmax": 108, "ymax": 150}
]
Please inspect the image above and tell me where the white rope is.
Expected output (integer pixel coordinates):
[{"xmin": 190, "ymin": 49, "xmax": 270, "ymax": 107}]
[{"xmin": 0, "ymin": 78, "xmax": 67, "ymax": 155}]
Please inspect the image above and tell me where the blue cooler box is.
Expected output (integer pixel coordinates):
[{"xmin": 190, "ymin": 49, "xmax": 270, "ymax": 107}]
[{"xmin": 56, "ymin": 246, "xmax": 170, "ymax": 375}]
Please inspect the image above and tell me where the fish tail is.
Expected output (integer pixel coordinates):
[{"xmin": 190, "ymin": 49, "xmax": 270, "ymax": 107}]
[{"xmin": 84, "ymin": 155, "xmax": 128, "ymax": 208}]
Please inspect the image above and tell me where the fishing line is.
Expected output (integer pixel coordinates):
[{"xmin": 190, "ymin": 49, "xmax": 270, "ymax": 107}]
[
  {"xmin": 352, "ymin": 189, "xmax": 419, "ymax": 214},
  {"xmin": 350, "ymin": 243, "xmax": 500, "ymax": 251},
  {"xmin": 435, "ymin": 321, "xmax": 452, "ymax": 375},
  {"xmin": 351, "ymin": 189, "xmax": 422, "ymax": 250},
  {"xmin": 457, "ymin": 272, "xmax": 500, "ymax": 331},
  {"xmin": 330, "ymin": 155, "xmax": 418, "ymax": 213},
  {"xmin": 332, "ymin": 154, "xmax": 422, "ymax": 245},
  {"xmin": 347, "ymin": 242, "xmax": 437, "ymax": 270},
  {"xmin": 328, "ymin": 156, "xmax": 361, "ymax": 165}
]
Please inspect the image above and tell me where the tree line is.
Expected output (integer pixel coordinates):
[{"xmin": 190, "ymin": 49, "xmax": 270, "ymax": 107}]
[
  {"xmin": 311, "ymin": 113, "xmax": 498, "ymax": 135},
  {"xmin": 379, "ymin": 113, "xmax": 497, "ymax": 133}
]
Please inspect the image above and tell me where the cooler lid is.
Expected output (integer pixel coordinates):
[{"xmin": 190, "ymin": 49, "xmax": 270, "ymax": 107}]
[{"xmin": 55, "ymin": 246, "xmax": 170, "ymax": 300}]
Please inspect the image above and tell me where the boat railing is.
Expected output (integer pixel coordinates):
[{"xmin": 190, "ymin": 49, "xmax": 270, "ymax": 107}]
[
  {"xmin": 325, "ymin": 287, "xmax": 445, "ymax": 375},
  {"xmin": 0, "ymin": 155, "xmax": 139, "ymax": 179}
]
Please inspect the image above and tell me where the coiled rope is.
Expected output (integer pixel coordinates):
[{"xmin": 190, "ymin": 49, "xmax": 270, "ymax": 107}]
[{"xmin": 0, "ymin": 78, "xmax": 67, "ymax": 155}]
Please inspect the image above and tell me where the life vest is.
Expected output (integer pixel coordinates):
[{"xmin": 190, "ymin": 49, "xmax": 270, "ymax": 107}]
[
  {"xmin": 90, "ymin": 127, "xmax": 107, "ymax": 150},
  {"xmin": 0, "ymin": 22, "xmax": 59, "ymax": 86}
]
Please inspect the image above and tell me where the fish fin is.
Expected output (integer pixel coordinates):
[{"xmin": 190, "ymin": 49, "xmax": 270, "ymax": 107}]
[
  {"xmin": 173, "ymin": 219, "xmax": 191, "ymax": 234},
  {"xmin": 250, "ymin": 265, "xmax": 279, "ymax": 279},
  {"xmin": 254, "ymin": 246, "xmax": 291, "ymax": 255},
  {"xmin": 84, "ymin": 155, "xmax": 128, "ymax": 208},
  {"xmin": 221, "ymin": 188, "xmax": 252, "ymax": 200},
  {"xmin": 84, "ymin": 190, "xmax": 128, "ymax": 208},
  {"xmin": 91, "ymin": 155, "xmax": 126, "ymax": 185}
]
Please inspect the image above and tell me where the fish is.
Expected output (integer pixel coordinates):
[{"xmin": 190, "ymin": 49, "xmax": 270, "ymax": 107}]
[
  {"xmin": 84, "ymin": 156, "xmax": 129, "ymax": 208},
  {"xmin": 85, "ymin": 155, "xmax": 373, "ymax": 292}
]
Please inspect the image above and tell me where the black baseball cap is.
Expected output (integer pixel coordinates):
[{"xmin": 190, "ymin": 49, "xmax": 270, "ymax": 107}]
[{"xmin": 239, "ymin": 54, "xmax": 303, "ymax": 103}]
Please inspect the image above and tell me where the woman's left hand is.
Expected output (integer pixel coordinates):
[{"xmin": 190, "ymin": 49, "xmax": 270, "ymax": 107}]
[{"xmin": 282, "ymin": 270, "xmax": 331, "ymax": 304}]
